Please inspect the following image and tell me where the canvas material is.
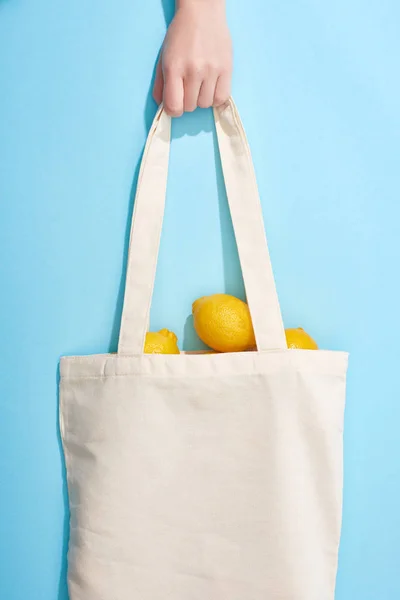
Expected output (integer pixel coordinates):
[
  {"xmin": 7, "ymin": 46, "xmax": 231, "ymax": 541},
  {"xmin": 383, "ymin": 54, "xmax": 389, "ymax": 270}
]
[
  {"xmin": 118, "ymin": 100, "xmax": 286, "ymax": 355},
  {"xmin": 60, "ymin": 98, "xmax": 348, "ymax": 600}
]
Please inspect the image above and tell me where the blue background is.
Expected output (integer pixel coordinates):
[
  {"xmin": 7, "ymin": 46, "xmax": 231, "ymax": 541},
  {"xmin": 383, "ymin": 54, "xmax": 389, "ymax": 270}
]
[{"xmin": 1, "ymin": 1, "xmax": 399, "ymax": 598}]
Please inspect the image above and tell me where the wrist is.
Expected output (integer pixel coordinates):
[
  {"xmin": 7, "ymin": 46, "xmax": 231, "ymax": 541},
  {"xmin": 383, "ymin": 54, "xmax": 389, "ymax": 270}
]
[{"xmin": 176, "ymin": 0, "xmax": 225, "ymax": 11}]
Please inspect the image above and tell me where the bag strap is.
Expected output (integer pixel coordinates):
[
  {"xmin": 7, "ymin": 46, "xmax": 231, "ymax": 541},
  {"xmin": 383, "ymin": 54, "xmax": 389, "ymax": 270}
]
[{"xmin": 118, "ymin": 98, "xmax": 286, "ymax": 354}]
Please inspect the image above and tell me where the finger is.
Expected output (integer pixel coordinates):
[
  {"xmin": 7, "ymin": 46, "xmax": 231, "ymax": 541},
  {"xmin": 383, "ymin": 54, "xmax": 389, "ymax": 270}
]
[
  {"xmin": 198, "ymin": 76, "xmax": 218, "ymax": 109},
  {"xmin": 153, "ymin": 58, "xmax": 164, "ymax": 105},
  {"xmin": 163, "ymin": 71, "xmax": 184, "ymax": 117},
  {"xmin": 213, "ymin": 73, "xmax": 231, "ymax": 107},
  {"xmin": 183, "ymin": 74, "xmax": 202, "ymax": 112}
]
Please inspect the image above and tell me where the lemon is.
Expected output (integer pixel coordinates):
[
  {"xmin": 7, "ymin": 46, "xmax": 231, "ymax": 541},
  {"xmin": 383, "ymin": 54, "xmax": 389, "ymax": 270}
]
[
  {"xmin": 144, "ymin": 329, "xmax": 180, "ymax": 354},
  {"xmin": 192, "ymin": 294, "xmax": 255, "ymax": 353},
  {"xmin": 285, "ymin": 327, "xmax": 318, "ymax": 350}
]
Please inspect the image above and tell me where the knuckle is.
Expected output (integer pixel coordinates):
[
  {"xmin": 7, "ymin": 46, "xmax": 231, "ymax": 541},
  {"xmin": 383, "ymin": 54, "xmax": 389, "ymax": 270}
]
[
  {"xmin": 222, "ymin": 65, "xmax": 233, "ymax": 77},
  {"xmin": 163, "ymin": 58, "xmax": 184, "ymax": 76},
  {"xmin": 186, "ymin": 61, "xmax": 206, "ymax": 79},
  {"xmin": 207, "ymin": 62, "xmax": 220, "ymax": 75}
]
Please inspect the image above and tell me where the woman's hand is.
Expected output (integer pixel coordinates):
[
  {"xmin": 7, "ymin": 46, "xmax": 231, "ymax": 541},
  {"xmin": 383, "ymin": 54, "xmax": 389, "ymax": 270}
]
[{"xmin": 153, "ymin": 0, "xmax": 232, "ymax": 116}]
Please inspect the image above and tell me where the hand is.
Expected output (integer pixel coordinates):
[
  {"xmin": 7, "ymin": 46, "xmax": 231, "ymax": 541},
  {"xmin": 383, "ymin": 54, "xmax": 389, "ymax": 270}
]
[{"xmin": 153, "ymin": 0, "xmax": 232, "ymax": 117}]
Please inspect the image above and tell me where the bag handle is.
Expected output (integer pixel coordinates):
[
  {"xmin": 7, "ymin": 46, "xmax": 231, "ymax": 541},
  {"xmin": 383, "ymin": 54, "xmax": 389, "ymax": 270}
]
[{"xmin": 118, "ymin": 98, "xmax": 286, "ymax": 354}]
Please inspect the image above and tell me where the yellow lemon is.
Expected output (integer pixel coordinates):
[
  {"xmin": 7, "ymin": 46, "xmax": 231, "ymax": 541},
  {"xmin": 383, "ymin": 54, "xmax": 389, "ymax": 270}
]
[
  {"xmin": 144, "ymin": 329, "xmax": 180, "ymax": 354},
  {"xmin": 192, "ymin": 294, "xmax": 256, "ymax": 353},
  {"xmin": 285, "ymin": 327, "xmax": 318, "ymax": 350}
]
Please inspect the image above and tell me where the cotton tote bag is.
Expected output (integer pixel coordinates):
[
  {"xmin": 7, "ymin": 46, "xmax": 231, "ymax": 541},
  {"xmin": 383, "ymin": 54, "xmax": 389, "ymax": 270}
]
[{"xmin": 60, "ymin": 98, "xmax": 348, "ymax": 600}]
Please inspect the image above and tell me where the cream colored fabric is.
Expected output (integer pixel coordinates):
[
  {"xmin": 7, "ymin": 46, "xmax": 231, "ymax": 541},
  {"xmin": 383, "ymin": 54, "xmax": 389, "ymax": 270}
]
[{"xmin": 60, "ymin": 98, "xmax": 348, "ymax": 600}]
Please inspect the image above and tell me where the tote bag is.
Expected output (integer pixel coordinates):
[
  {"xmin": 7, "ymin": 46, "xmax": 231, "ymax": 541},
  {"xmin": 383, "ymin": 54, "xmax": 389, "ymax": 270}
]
[{"xmin": 60, "ymin": 98, "xmax": 348, "ymax": 600}]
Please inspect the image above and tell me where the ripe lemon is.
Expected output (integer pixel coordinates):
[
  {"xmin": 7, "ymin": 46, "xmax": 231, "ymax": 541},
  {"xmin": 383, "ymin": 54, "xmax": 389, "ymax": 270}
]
[
  {"xmin": 285, "ymin": 327, "xmax": 318, "ymax": 350},
  {"xmin": 192, "ymin": 294, "xmax": 256, "ymax": 353},
  {"xmin": 144, "ymin": 329, "xmax": 180, "ymax": 354}
]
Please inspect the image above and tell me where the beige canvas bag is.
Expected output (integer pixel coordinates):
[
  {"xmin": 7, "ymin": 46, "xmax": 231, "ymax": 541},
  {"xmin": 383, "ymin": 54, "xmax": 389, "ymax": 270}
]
[{"xmin": 60, "ymin": 98, "xmax": 348, "ymax": 600}]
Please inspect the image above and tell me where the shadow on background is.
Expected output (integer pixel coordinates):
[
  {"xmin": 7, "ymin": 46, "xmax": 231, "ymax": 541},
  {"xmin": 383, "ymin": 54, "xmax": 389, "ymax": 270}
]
[
  {"xmin": 181, "ymin": 111, "xmax": 244, "ymax": 351},
  {"xmin": 56, "ymin": 366, "xmax": 69, "ymax": 600},
  {"xmin": 109, "ymin": 149, "xmax": 145, "ymax": 352},
  {"xmin": 183, "ymin": 315, "xmax": 209, "ymax": 352}
]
